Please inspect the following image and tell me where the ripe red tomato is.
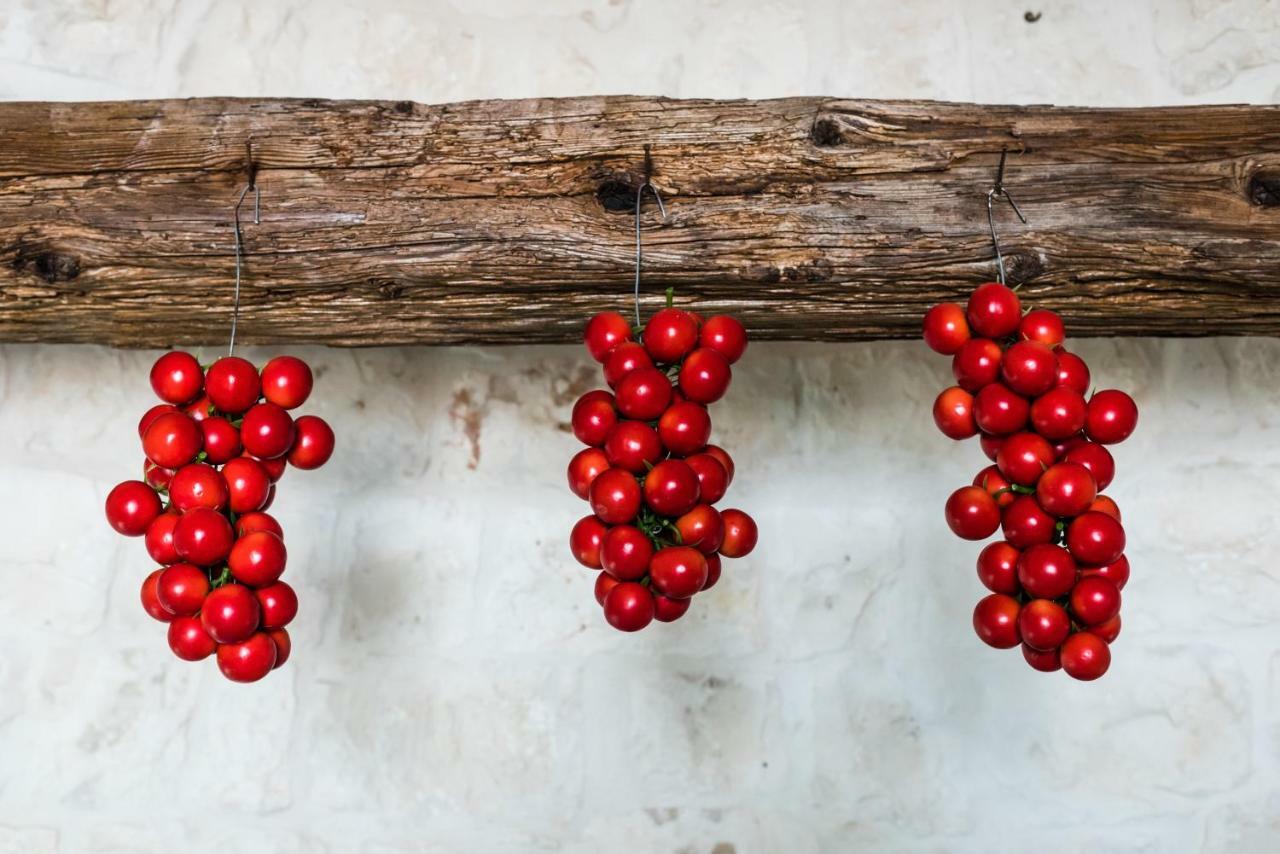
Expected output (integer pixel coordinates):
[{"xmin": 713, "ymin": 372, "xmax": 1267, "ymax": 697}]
[
  {"xmin": 142, "ymin": 411, "xmax": 203, "ymax": 469},
  {"xmin": 1066, "ymin": 511, "xmax": 1125, "ymax": 566},
  {"xmin": 205, "ymin": 356, "xmax": 262, "ymax": 415},
  {"xmin": 229, "ymin": 530, "xmax": 288, "ymax": 587},
  {"xmin": 1018, "ymin": 599, "xmax": 1071, "ymax": 651},
  {"xmin": 952, "ymin": 338, "xmax": 1003, "ymax": 392},
  {"xmin": 1022, "ymin": 643, "xmax": 1062, "ymax": 672},
  {"xmin": 1016, "ymin": 543, "xmax": 1078, "ymax": 599},
  {"xmin": 571, "ymin": 390, "xmax": 617, "ymax": 447},
  {"xmin": 156, "ymin": 563, "xmax": 210, "ymax": 617},
  {"xmin": 944, "ymin": 486, "xmax": 1000, "ymax": 540},
  {"xmin": 684, "ymin": 453, "xmax": 729, "ymax": 504},
  {"xmin": 570, "ymin": 516, "xmax": 607, "ymax": 568},
  {"xmin": 973, "ymin": 464, "xmax": 1015, "ymax": 509},
  {"xmin": 1001, "ymin": 341, "xmax": 1058, "ymax": 397},
  {"xmin": 700, "ymin": 315, "xmax": 748, "ymax": 363},
  {"xmin": 253, "ymin": 454, "xmax": 287, "ymax": 483},
  {"xmin": 933, "ymin": 386, "xmax": 978, "ymax": 439},
  {"xmin": 145, "ymin": 511, "xmax": 182, "ymax": 565},
  {"xmin": 241, "ymin": 402, "xmax": 296, "ymax": 460},
  {"xmin": 979, "ymin": 433, "xmax": 1004, "ymax": 462},
  {"xmin": 653, "ymin": 594, "xmax": 692, "ymax": 622},
  {"xmin": 615, "ymin": 367, "xmax": 673, "ymax": 420},
  {"xmin": 594, "ymin": 571, "xmax": 622, "ymax": 606},
  {"xmin": 141, "ymin": 569, "xmax": 177, "ymax": 623},
  {"xmin": 675, "ymin": 504, "xmax": 724, "ymax": 554},
  {"xmin": 642, "ymin": 308, "xmax": 699, "ymax": 363},
  {"xmin": 922, "ymin": 303, "xmax": 971, "ymax": 355},
  {"xmin": 603, "ymin": 421, "xmax": 662, "ymax": 474},
  {"xmin": 649, "ymin": 546, "xmax": 709, "ymax": 599},
  {"xmin": 1086, "ymin": 613, "xmax": 1122, "ymax": 643},
  {"xmin": 718, "ymin": 509, "xmax": 758, "ymax": 558},
  {"xmin": 603, "ymin": 582, "xmax": 657, "ymax": 631},
  {"xmin": 139, "ymin": 403, "xmax": 178, "ymax": 438},
  {"xmin": 567, "ymin": 447, "xmax": 610, "ymax": 499},
  {"xmin": 1085, "ymin": 389, "xmax": 1138, "ymax": 444},
  {"xmin": 149, "ymin": 351, "xmax": 204, "ymax": 404},
  {"xmin": 1088, "ymin": 495, "xmax": 1122, "ymax": 521},
  {"xmin": 603, "ymin": 342, "xmax": 653, "ymax": 387},
  {"xmin": 584, "ymin": 311, "xmax": 633, "ymax": 362},
  {"xmin": 658, "ymin": 401, "xmax": 712, "ymax": 454},
  {"xmin": 966, "ymin": 282, "xmax": 1021, "ymax": 339},
  {"xmin": 972, "ymin": 383, "xmax": 1029, "ymax": 436},
  {"xmin": 1001, "ymin": 495, "xmax": 1056, "ymax": 548},
  {"xmin": 1029, "ymin": 387, "xmax": 1087, "ymax": 440},
  {"xmin": 200, "ymin": 584, "xmax": 261, "ymax": 644},
  {"xmin": 600, "ymin": 525, "xmax": 653, "ymax": 580},
  {"xmin": 260, "ymin": 355, "xmax": 313, "ymax": 410},
  {"xmin": 702, "ymin": 553, "xmax": 722, "ymax": 591},
  {"xmin": 217, "ymin": 632, "xmax": 278, "ymax": 682},
  {"xmin": 146, "ymin": 458, "xmax": 176, "ymax": 491},
  {"xmin": 589, "ymin": 468, "xmax": 642, "ymax": 524},
  {"xmin": 1060, "ymin": 631, "xmax": 1111, "ymax": 680},
  {"xmin": 972, "ymin": 593, "xmax": 1021, "ymax": 648},
  {"xmin": 1019, "ymin": 309, "xmax": 1065, "ymax": 347},
  {"xmin": 1070, "ymin": 576, "xmax": 1121, "ymax": 625},
  {"xmin": 169, "ymin": 463, "xmax": 229, "ymax": 512},
  {"xmin": 167, "ymin": 616, "xmax": 217, "ymax": 661},
  {"xmin": 702, "ymin": 445, "xmax": 735, "ymax": 486},
  {"xmin": 1035, "ymin": 462, "xmax": 1097, "ymax": 518},
  {"xmin": 174, "ymin": 507, "xmax": 235, "ymax": 566},
  {"xmin": 236, "ymin": 511, "xmax": 283, "ymax": 540},
  {"xmin": 976, "ymin": 541, "xmax": 1021, "ymax": 594},
  {"xmin": 287, "ymin": 415, "xmax": 335, "ymax": 470},
  {"xmin": 643, "ymin": 459, "xmax": 701, "ymax": 517},
  {"xmin": 678, "ymin": 348, "xmax": 732, "ymax": 404},
  {"xmin": 184, "ymin": 394, "xmax": 213, "ymax": 422},
  {"xmin": 996, "ymin": 432, "xmax": 1055, "ymax": 486},
  {"xmin": 268, "ymin": 628, "xmax": 292, "ymax": 668},
  {"xmin": 1054, "ymin": 349, "xmax": 1091, "ymax": 395},
  {"xmin": 105, "ymin": 480, "xmax": 163, "ymax": 536},
  {"xmin": 1062, "ymin": 441, "xmax": 1114, "ymax": 491},
  {"xmin": 222, "ymin": 456, "xmax": 272, "ymax": 514},
  {"xmin": 256, "ymin": 581, "xmax": 298, "ymax": 629},
  {"xmin": 198, "ymin": 416, "xmax": 241, "ymax": 465},
  {"xmin": 1081, "ymin": 554, "xmax": 1129, "ymax": 590}
]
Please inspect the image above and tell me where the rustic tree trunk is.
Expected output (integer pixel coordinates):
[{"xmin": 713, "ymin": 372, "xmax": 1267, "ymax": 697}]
[{"xmin": 1, "ymin": 96, "xmax": 1278, "ymax": 346}]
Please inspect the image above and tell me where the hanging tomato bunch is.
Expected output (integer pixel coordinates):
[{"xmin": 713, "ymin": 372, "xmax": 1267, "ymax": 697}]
[
  {"xmin": 923, "ymin": 283, "xmax": 1137, "ymax": 680},
  {"xmin": 567, "ymin": 304, "xmax": 758, "ymax": 631},
  {"xmin": 104, "ymin": 352, "xmax": 334, "ymax": 682}
]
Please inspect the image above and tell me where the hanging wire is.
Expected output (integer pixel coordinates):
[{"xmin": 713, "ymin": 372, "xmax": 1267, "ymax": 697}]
[
  {"xmin": 230, "ymin": 140, "xmax": 261, "ymax": 356},
  {"xmin": 986, "ymin": 148, "xmax": 1027, "ymax": 286},
  {"xmin": 633, "ymin": 144, "xmax": 668, "ymax": 325}
]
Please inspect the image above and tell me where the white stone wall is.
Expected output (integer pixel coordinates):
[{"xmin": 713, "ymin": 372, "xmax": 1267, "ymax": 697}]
[{"xmin": 1, "ymin": 2, "xmax": 1278, "ymax": 852}]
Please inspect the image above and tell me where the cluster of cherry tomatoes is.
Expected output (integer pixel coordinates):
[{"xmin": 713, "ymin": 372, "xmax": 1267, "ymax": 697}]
[
  {"xmin": 923, "ymin": 283, "xmax": 1137, "ymax": 680},
  {"xmin": 104, "ymin": 352, "xmax": 335, "ymax": 682},
  {"xmin": 568, "ymin": 305, "xmax": 758, "ymax": 631}
]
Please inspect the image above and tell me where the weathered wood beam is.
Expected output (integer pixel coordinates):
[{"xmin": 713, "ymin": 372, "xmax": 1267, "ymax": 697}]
[{"xmin": 1, "ymin": 96, "xmax": 1278, "ymax": 346}]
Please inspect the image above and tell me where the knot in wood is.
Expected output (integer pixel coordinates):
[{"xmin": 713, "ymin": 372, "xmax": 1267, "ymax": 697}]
[
  {"xmin": 1248, "ymin": 173, "xmax": 1280, "ymax": 206},
  {"xmin": 13, "ymin": 248, "xmax": 80, "ymax": 283}
]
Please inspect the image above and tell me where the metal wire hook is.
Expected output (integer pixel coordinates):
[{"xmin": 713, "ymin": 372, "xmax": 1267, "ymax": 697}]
[
  {"xmin": 986, "ymin": 148, "xmax": 1027, "ymax": 286},
  {"xmin": 634, "ymin": 144, "xmax": 668, "ymax": 326},
  {"xmin": 230, "ymin": 140, "xmax": 260, "ymax": 356}
]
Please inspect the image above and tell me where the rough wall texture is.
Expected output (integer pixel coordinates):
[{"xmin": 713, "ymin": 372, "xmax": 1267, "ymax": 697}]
[{"xmin": 1, "ymin": 2, "xmax": 1278, "ymax": 853}]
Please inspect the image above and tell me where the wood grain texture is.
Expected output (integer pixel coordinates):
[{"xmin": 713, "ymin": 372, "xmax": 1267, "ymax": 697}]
[{"xmin": 1, "ymin": 96, "xmax": 1278, "ymax": 346}]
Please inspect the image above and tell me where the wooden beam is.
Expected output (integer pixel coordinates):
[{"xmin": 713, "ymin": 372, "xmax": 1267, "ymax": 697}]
[{"xmin": 1, "ymin": 96, "xmax": 1278, "ymax": 346}]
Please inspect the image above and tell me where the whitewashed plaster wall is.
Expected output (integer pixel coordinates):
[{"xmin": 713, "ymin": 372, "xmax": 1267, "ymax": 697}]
[{"xmin": 1, "ymin": 2, "xmax": 1278, "ymax": 853}]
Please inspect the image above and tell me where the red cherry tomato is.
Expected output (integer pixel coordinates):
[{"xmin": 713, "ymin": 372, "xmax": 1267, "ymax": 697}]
[
  {"xmin": 594, "ymin": 571, "xmax": 622, "ymax": 606},
  {"xmin": 973, "ymin": 464, "xmax": 1015, "ymax": 509},
  {"xmin": 933, "ymin": 387, "xmax": 978, "ymax": 440},
  {"xmin": 145, "ymin": 511, "xmax": 182, "ymax": 565},
  {"xmin": 1017, "ymin": 543, "xmax": 1078, "ymax": 599},
  {"xmin": 1066, "ymin": 511, "xmax": 1126, "ymax": 566},
  {"xmin": 979, "ymin": 433, "xmax": 1004, "ymax": 462},
  {"xmin": 603, "ymin": 581, "xmax": 656, "ymax": 631},
  {"xmin": 1019, "ymin": 309, "xmax": 1065, "ymax": 347},
  {"xmin": 287, "ymin": 415, "xmax": 335, "ymax": 470},
  {"xmin": 1018, "ymin": 599, "xmax": 1071, "ymax": 651},
  {"xmin": 217, "ymin": 632, "xmax": 278, "ymax": 682},
  {"xmin": 615, "ymin": 368, "xmax": 673, "ymax": 421},
  {"xmin": 1062, "ymin": 441, "xmax": 1115, "ymax": 491},
  {"xmin": 241, "ymin": 402, "xmax": 296, "ymax": 460},
  {"xmin": 996, "ymin": 431, "xmax": 1055, "ymax": 486},
  {"xmin": 678, "ymin": 348, "xmax": 732, "ymax": 404},
  {"xmin": 105, "ymin": 480, "xmax": 162, "ymax": 536},
  {"xmin": 642, "ymin": 308, "xmax": 699, "ymax": 363},
  {"xmin": 584, "ymin": 311, "xmax": 633, "ymax": 362},
  {"xmin": 150, "ymin": 351, "xmax": 205, "ymax": 404},
  {"xmin": 1053, "ymin": 348, "xmax": 1091, "ymax": 395},
  {"xmin": 1029, "ymin": 387, "xmax": 1087, "ymax": 440},
  {"xmin": 653, "ymin": 594, "xmax": 692, "ymax": 622},
  {"xmin": 1085, "ymin": 389, "xmax": 1138, "ymax": 444},
  {"xmin": 198, "ymin": 416, "xmax": 242, "ymax": 465},
  {"xmin": 718, "ymin": 509, "xmax": 758, "ymax": 558},
  {"xmin": 156, "ymin": 563, "xmax": 210, "ymax": 617},
  {"xmin": 589, "ymin": 469, "xmax": 642, "ymax": 524},
  {"xmin": 1070, "ymin": 576, "xmax": 1121, "ymax": 626},
  {"xmin": 236, "ymin": 511, "xmax": 283, "ymax": 540},
  {"xmin": 144, "ymin": 462, "xmax": 175, "ymax": 495},
  {"xmin": 571, "ymin": 390, "xmax": 617, "ymax": 447},
  {"xmin": 1001, "ymin": 341, "xmax": 1058, "ymax": 398},
  {"xmin": 260, "ymin": 355, "xmax": 313, "ymax": 410},
  {"xmin": 1088, "ymin": 494, "xmax": 1122, "ymax": 521},
  {"xmin": 649, "ymin": 546, "xmax": 708, "ymax": 599},
  {"xmin": 966, "ymin": 283, "xmax": 1021, "ymax": 339},
  {"xmin": 1086, "ymin": 613, "xmax": 1122, "ymax": 643},
  {"xmin": 973, "ymin": 593, "xmax": 1021, "ymax": 648},
  {"xmin": 567, "ymin": 447, "xmax": 610, "ymax": 499},
  {"xmin": 219, "ymin": 457, "xmax": 270, "ymax": 514},
  {"xmin": 200, "ymin": 584, "xmax": 261, "ymax": 644},
  {"xmin": 1081, "ymin": 554, "xmax": 1129, "ymax": 590},
  {"xmin": 701, "ymin": 553, "xmax": 723, "ymax": 591},
  {"xmin": 169, "ymin": 463, "xmax": 229, "ymax": 513},
  {"xmin": 1022, "ymin": 643, "xmax": 1062, "ymax": 672},
  {"xmin": 952, "ymin": 338, "xmax": 1003, "ymax": 392},
  {"xmin": 642, "ymin": 459, "xmax": 701, "ymax": 517},
  {"xmin": 268, "ymin": 628, "xmax": 292, "ymax": 668},
  {"xmin": 228, "ymin": 530, "xmax": 288, "ymax": 587},
  {"xmin": 256, "ymin": 581, "xmax": 298, "ymax": 629},
  {"xmin": 972, "ymin": 383, "xmax": 1029, "ymax": 436},
  {"xmin": 141, "ymin": 569, "xmax": 176, "ymax": 623},
  {"xmin": 174, "ymin": 507, "xmax": 235, "ymax": 566},
  {"xmin": 570, "ymin": 516, "xmax": 607, "ymax": 568},
  {"xmin": 1060, "ymin": 631, "xmax": 1111, "ymax": 680},
  {"xmin": 684, "ymin": 453, "xmax": 729, "ymax": 505},
  {"xmin": 1035, "ymin": 462, "xmax": 1097, "ymax": 518},
  {"xmin": 600, "ymin": 525, "xmax": 654, "ymax": 580},
  {"xmin": 184, "ymin": 394, "xmax": 213, "ymax": 423},
  {"xmin": 922, "ymin": 303, "xmax": 971, "ymax": 355},
  {"xmin": 944, "ymin": 486, "xmax": 1000, "ymax": 540},
  {"xmin": 605, "ymin": 421, "xmax": 664, "ymax": 473},
  {"xmin": 658, "ymin": 402, "xmax": 712, "ymax": 455},
  {"xmin": 976, "ymin": 541, "xmax": 1021, "ymax": 594},
  {"xmin": 703, "ymin": 445, "xmax": 735, "ymax": 486},
  {"xmin": 700, "ymin": 315, "xmax": 748, "ymax": 363},
  {"xmin": 142, "ymin": 411, "xmax": 203, "ymax": 469},
  {"xmin": 1001, "ymin": 495, "xmax": 1056, "ymax": 548},
  {"xmin": 675, "ymin": 504, "xmax": 724, "ymax": 554},
  {"xmin": 139, "ymin": 403, "xmax": 178, "ymax": 438},
  {"xmin": 205, "ymin": 356, "xmax": 262, "ymax": 415},
  {"xmin": 167, "ymin": 616, "xmax": 217, "ymax": 661},
  {"xmin": 603, "ymin": 342, "xmax": 654, "ymax": 387}
]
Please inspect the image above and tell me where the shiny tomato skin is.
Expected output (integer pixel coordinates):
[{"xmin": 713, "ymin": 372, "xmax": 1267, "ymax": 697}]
[
  {"xmin": 167, "ymin": 616, "xmax": 217, "ymax": 661},
  {"xmin": 658, "ymin": 402, "xmax": 712, "ymax": 455},
  {"xmin": 649, "ymin": 546, "xmax": 709, "ymax": 600},
  {"xmin": 976, "ymin": 541, "xmax": 1021, "ymax": 594},
  {"xmin": 228, "ymin": 530, "xmax": 288, "ymax": 587},
  {"xmin": 241, "ymin": 402, "xmax": 296, "ymax": 460},
  {"xmin": 1066, "ymin": 511, "xmax": 1126, "ymax": 566},
  {"xmin": 615, "ymin": 368, "xmax": 674, "ymax": 421},
  {"xmin": 288, "ymin": 415, "xmax": 336, "ymax": 470},
  {"xmin": 642, "ymin": 308, "xmax": 700, "ymax": 363},
  {"xmin": 1030, "ymin": 387, "xmax": 1087, "ymax": 440},
  {"xmin": 201, "ymin": 584, "xmax": 261, "ymax": 644},
  {"xmin": 700, "ymin": 315, "xmax": 748, "ymax": 363},
  {"xmin": 1017, "ymin": 543, "xmax": 1079, "ymax": 599},
  {"xmin": 584, "ymin": 311, "xmax": 633, "ymax": 362},
  {"xmin": 933, "ymin": 386, "xmax": 978, "ymax": 440},
  {"xmin": 642, "ymin": 459, "xmax": 701, "ymax": 517},
  {"xmin": 217, "ymin": 632, "xmax": 278, "ymax": 683},
  {"xmin": 570, "ymin": 516, "xmax": 607, "ymax": 569},
  {"xmin": 1035, "ymin": 462, "xmax": 1097, "ymax": 518},
  {"xmin": 922, "ymin": 303, "xmax": 971, "ymax": 355},
  {"xmin": 973, "ymin": 383, "xmax": 1029, "ymax": 436},
  {"xmin": 973, "ymin": 593, "xmax": 1021, "ymax": 649},
  {"xmin": 675, "ymin": 504, "xmax": 724, "ymax": 555},
  {"xmin": 603, "ymin": 420, "xmax": 665, "ymax": 474},
  {"xmin": 718, "ymin": 509, "xmax": 758, "ymax": 558},
  {"xmin": 141, "ymin": 569, "xmax": 176, "ymax": 623},
  {"xmin": 567, "ymin": 447, "xmax": 610, "ymax": 499},
  {"xmin": 571, "ymin": 390, "xmax": 617, "ymax": 447},
  {"xmin": 1001, "ymin": 495, "xmax": 1056, "ymax": 548},
  {"xmin": 105, "ymin": 480, "xmax": 163, "ymax": 536},
  {"xmin": 1060, "ymin": 632, "xmax": 1111, "ymax": 680},
  {"xmin": 150, "ymin": 351, "xmax": 204, "ymax": 405},
  {"xmin": 256, "ymin": 581, "xmax": 299, "ymax": 629},
  {"xmin": 1085, "ymin": 390, "xmax": 1139, "ymax": 445},
  {"xmin": 966, "ymin": 282, "xmax": 1021, "ymax": 339},
  {"xmin": 589, "ymin": 468, "xmax": 642, "ymax": 524},
  {"xmin": 156, "ymin": 563, "xmax": 210, "ymax": 617},
  {"xmin": 1018, "ymin": 599, "xmax": 1071, "ymax": 652},
  {"xmin": 678, "ymin": 348, "xmax": 732, "ymax": 404},
  {"xmin": 205, "ymin": 356, "xmax": 262, "ymax": 415},
  {"xmin": 143, "ymin": 411, "xmax": 203, "ymax": 470},
  {"xmin": 260, "ymin": 355, "xmax": 314, "ymax": 410},
  {"xmin": 952, "ymin": 338, "xmax": 1003, "ymax": 392},
  {"xmin": 603, "ymin": 582, "xmax": 656, "ymax": 631},
  {"xmin": 945, "ymin": 486, "xmax": 1001, "ymax": 540}
]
